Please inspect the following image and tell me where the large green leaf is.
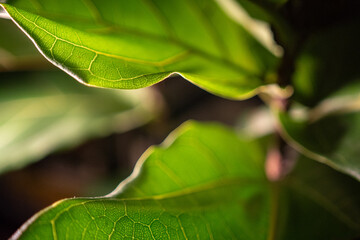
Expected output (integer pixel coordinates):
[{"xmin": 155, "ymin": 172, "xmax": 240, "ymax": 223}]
[
  {"xmin": 0, "ymin": 0, "xmax": 278, "ymax": 99},
  {"xmin": 0, "ymin": 71, "xmax": 157, "ymax": 174},
  {"xmin": 11, "ymin": 121, "xmax": 360, "ymax": 239}
]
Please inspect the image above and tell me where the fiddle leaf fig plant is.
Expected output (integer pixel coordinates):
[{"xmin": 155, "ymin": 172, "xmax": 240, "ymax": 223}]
[
  {"xmin": 0, "ymin": 0, "xmax": 278, "ymax": 99},
  {"xmin": 1, "ymin": 0, "xmax": 360, "ymax": 239},
  {"xmin": 11, "ymin": 122, "xmax": 360, "ymax": 240}
]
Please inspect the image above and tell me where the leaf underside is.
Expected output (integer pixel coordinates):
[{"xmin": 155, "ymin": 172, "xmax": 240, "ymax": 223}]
[
  {"xmin": 0, "ymin": 0, "xmax": 277, "ymax": 99},
  {"xmin": 12, "ymin": 121, "xmax": 360, "ymax": 240}
]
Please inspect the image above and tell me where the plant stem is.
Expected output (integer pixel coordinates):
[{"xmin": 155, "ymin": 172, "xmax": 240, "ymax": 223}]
[{"xmin": 267, "ymin": 183, "xmax": 280, "ymax": 240}]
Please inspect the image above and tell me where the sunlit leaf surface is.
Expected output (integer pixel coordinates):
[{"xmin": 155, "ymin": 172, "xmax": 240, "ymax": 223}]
[
  {"xmin": 12, "ymin": 122, "xmax": 360, "ymax": 240},
  {"xmin": 0, "ymin": 0, "xmax": 278, "ymax": 99},
  {"xmin": 0, "ymin": 71, "xmax": 157, "ymax": 173}
]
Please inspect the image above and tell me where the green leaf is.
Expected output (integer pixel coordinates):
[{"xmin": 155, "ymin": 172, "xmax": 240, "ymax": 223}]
[
  {"xmin": 0, "ymin": 71, "xmax": 157, "ymax": 174},
  {"xmin": 280, "ymin": 155, "xmax": 360, "ymax": 239},
  {"xmin": 278, "ymin": 108, "xmax": 360, "ymax": 181},
  {"xmin": 292, "ymin": 19, "xmax": 360, "ymax": 107},
  {"xmin": 0, "ymin": 0, "xmax": 278, "ymax": 99},
  {"xmin": 12, "ymin": 121, "xmax": 360, "ymax": 239},
  {"xmin": 277, "ymin": 79, "xmax": 360, "ymax": 180},
  {"xmin": 215, "ymin": 0, "xmax": 286, "ymax": 57},
  {"xmin": 228, "ymin": 0, "xmax": 292, "ymax": 51}
]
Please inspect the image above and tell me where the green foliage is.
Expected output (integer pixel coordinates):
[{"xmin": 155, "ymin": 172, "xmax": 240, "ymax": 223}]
[
  {"xmin": 1, "ymin": 0, "xmax": 278, "ymax": 99},
  {"xmin": 12, "ymin": 122, "xmax": 360, "ymax": 239},
  {"xmin": 0, "ymin": 71, "xmax": 157, "ymax": 174},
  {"xmin": 278, "ymin": 109, "xmax": 360, "ymax": 181},
  {"xmin": 0, "ymin": 18, "xmax": 48, "ymax": 71},
  {"xmin": 1, "ymin": 0, "xmax": 360, "ymax": 239},
  {"xmin": 278, "ymin": 78, "xmax": 360, "ymax": 181}
]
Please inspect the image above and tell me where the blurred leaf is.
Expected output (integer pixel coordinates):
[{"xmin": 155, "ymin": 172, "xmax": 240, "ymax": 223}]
[
  {"xmin": 280, "ymin": 155, "xmax": 360, "ymax": 239},
  {"xmin": 0, "ymin": 18, "xmax": 36, "ymax": 56},
  {"xmin": 0, "ymin": 18, "xmax": 50, "ymax": 71},
  {"xmin": 231, "ymin": 0, "xmax": 293, "ymax": 52},
  {"xmin": 233, "ymin": 0, "xmax": 286, "ymax": 21},
  {"xmin": 12, "ymin": 121, "xmax": 360, "ymax": 240},
  {"xmin": 0, "ymin": 71, "xmax": 158, "ymax": 174},
  {"xmin": 0, "ymin": 0, "xmax": 278, "ymax": 99},
  {"xmin": 293, "ymin": 20, "xmax": 360, "ymax": 107},
  {"xmin": 215, "ymin": 0, "xmax": 286, "ymax": 57},
  {"xmin": 278, "ymin": 106, "xmax": 360, "ymax": 181}
]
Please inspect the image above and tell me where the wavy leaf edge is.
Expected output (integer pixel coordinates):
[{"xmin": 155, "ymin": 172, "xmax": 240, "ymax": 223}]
[{"xmin": 0, "ymin": 3, "xmax": 279, "ymax": 100}]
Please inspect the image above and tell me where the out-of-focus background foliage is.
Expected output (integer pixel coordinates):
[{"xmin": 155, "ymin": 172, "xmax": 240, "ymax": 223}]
[
  {"xmin": 0, "ymin": 17, "xmax": 261, "ymax": 238},
  {"xmin": 2, "ymin": 0, "xmax": 360, "ymax": 237}
]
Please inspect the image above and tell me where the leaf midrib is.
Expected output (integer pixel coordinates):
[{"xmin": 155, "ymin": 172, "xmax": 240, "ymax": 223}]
[{"xmin": 113, "ymin": 177, "xmax": 265, "ymax": 201}]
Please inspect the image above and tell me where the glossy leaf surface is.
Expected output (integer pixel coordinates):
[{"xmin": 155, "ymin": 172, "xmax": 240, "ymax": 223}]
[
  {"xmin": 0, "ymin": 0, "xmax": 277, "ymax": 99},
  {"xmin": 12, "ymin": 122, "xmax": 360, "ymax": 240},
  {"xmin": 0, "ymin": 71, "xmax": 157, "ymax": 174}
]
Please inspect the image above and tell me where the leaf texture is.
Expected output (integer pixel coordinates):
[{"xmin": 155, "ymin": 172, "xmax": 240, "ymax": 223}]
[
  {"xmin": 12, "ymin": 121, "xmax": 360, "ymax": 240},
  {"xmin": 0, "ymin": 0, "xmax": 278, "ymax": 99}
]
